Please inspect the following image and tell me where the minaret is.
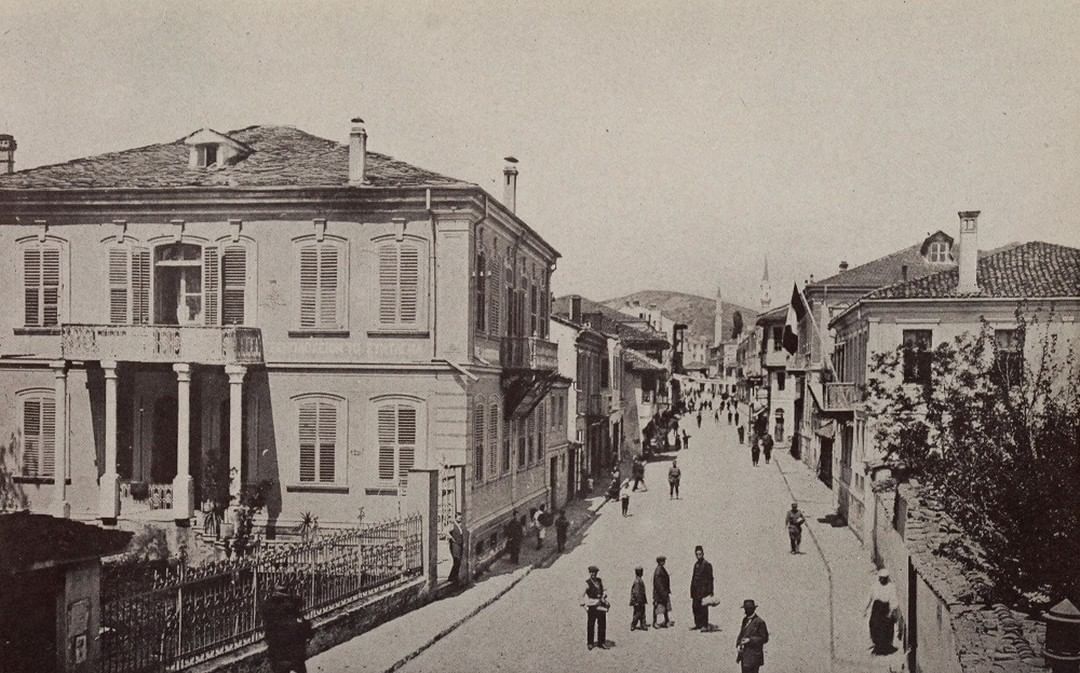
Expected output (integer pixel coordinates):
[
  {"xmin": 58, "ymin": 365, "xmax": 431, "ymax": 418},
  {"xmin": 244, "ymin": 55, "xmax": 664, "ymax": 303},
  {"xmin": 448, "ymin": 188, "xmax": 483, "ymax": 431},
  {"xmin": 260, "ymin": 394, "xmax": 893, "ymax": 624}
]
[
  {"xmin": 714, "ymin": 284, "xmax": 724, "ymax": 347},
  {"xmin": 760, "ymin": 255, "xmax": 772, "ymax": 310}
]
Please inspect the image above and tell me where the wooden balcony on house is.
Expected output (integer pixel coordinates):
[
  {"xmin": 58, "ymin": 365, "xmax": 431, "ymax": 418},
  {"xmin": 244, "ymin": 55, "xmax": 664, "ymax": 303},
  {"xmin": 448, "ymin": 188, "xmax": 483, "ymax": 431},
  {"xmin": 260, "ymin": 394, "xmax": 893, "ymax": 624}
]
[
  {"xmin": 500, "ymin": 336, "xmax": 558, "ymax": 372},
  {"xmin": 61, "ymin": 324, "xmax": 263, "ymax": 365},
  {"xmin": 823, "ymin": 382, "xmax": 861, "ymax": 412}
]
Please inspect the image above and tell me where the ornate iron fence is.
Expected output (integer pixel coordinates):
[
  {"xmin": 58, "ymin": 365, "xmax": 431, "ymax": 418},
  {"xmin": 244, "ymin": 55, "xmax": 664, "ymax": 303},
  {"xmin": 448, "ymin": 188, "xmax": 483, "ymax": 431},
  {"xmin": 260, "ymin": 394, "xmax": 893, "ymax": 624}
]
[{"xmin": 100, "ymin": 514, "xmax": 424, "ymax": 673}]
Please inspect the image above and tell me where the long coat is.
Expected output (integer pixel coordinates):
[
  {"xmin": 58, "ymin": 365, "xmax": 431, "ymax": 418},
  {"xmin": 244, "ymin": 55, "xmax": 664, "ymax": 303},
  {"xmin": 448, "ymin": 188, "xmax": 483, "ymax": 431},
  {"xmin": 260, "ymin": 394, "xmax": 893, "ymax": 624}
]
[
  {"xmin": 690, "ymin": 559, "xmax": 714, "ymax": 599},
  {"xmin": 737, "ymin": 613, "xmax": 770, "ymax": 667},
  {"xmin": 448, "ymin": 523, "xmax": 464, "ymax": 559},
  {"xmin": 630, "ymin": 578, "xmax": 647, "ymax": 606},
  {"xmin": 653, "ymin": 565, "xmax": 671, "ymax": 604}
]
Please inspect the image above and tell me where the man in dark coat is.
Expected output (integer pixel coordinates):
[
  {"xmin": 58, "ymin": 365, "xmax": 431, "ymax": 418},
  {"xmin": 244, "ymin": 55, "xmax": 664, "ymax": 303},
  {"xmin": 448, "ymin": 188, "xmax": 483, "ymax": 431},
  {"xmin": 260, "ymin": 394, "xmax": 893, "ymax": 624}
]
[
  {"xmin": 762, "ymin": 433, "xmax": 774, "ymax": 464},
  {"xmin": 504, "ymin": 510, "xmax": 523, "ymax": 564},
  {"xmin": 580, "ymin": 565, "xmax": 609, "ymax": 649},
  {"xmin": 689, "ymin": 545, "xmax": 714, "ymax": 630},
  {"xmin": 448, "ymin": 512, "xmax": 464, "ymax": 586},
  {"xmin": 262, "ymin": 583, "xmax": 312, "ymax": 673},
  {"xmin": 736, "ymin": 599, "xmax": 770, "ymax": 672},
  {"xmin": 629, "ymin": 567, "xmax": 648, "ymax": 631},
  {"xmin": 652, "ymin": 556, "xmax": 673, "ymax": 628}
]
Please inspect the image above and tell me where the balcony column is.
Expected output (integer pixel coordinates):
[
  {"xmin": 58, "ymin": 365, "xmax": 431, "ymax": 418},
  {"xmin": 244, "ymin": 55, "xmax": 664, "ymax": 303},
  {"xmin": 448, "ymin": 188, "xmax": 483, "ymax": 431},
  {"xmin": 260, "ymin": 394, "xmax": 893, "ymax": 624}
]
[
  {"xmin": 100, "ymin": 361, "xmax": 120, "ymax": 524},
  {"xmin": 50, "ymin": 361, "xmax": 70, "ymax": 518},
  {"xmin": 225, "ymin": 365, "xmax": 247, "ymax": 503},
  {"xmin": 172, "ymin": 363, "xmax": 194, "ymax": 525}
]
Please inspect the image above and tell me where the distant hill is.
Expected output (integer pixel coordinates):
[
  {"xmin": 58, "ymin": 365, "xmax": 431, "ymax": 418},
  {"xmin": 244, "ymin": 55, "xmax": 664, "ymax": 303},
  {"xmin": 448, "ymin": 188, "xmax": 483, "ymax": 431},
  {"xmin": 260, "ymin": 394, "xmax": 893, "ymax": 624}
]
[{"xmin": 602, "ymin": 290, "xmax": 759, "ymax": 343}]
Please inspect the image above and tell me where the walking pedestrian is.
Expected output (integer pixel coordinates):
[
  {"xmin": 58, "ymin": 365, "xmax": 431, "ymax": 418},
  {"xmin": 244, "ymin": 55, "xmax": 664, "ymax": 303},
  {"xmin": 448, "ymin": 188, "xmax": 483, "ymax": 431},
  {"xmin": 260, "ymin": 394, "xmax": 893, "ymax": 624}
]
[
  {"xmin": 630, "ymin": 567, "xmax": 648, "ymax": 631},
  {"xmin": 751, "ymin": 435, "xmax": 760, "ymax": 466},
  {"xmin": 736, "ymin": 599, "xmax": 770, "ymax": 673},
  {"xmin": 534, "ymin": 504, "xmax": 548, "ymax": 549},
  {"xmin": 581, "ymin": 565, "xmax": 610, "ymax": 650},
  {"xmin": 620, "ymin": 479, "xmax": 631, "ymax": 516},
  {"xmin": 762, "ymin": 433, "xmax": 774, "ymax": 464},
  {"xmin": 714, "ymin": 409, "xmax": 720, "ymax": 423},
  {"xmin": 785, "ymin": 503, "xmax": 806, "ymax": 554},
  {"xmin": 555, "ymin": 509, "xmax": 570, "ymax": 552},
  {"xmin": 652, "ymin": 556, "xmax": 673, "ymax": 628},
  {"xmin": 735, "ymin": 407, "xmax": 741, "ymax": 427},
  {"xmin": 505, "ymin": 510, "xmax": 523, "ymax": 563},
  {"xmin": 727, "ymin": 408, "xmax": 733, "ymax": 424},
  {"xmin": 668, "ymin": 460, "xmax": 682, "ymax": 499},
  {"xmin": 865, "ymin": 569, "xmax": 899, "ymax": 654},
  {"xmin": 262, "ymin": 582, "xmax": 312, "ymax": 673},
  {"xmin": 682, "ymin": 429, "xmax": 690, "ymax": 450},
  {"xmin": 689, "ymin": 545, "xmax": 714, "ymax": 631},
  {"xmin": 631, "ymin": 457, "xmax": 647, "ymax": 491},
  {"xmin": 738, "ymin": 424, "xmax": 746, "ymax": 444},
  {"xmin": 447, "ymin": 512, "xmax": 464, "ymax": 586}
]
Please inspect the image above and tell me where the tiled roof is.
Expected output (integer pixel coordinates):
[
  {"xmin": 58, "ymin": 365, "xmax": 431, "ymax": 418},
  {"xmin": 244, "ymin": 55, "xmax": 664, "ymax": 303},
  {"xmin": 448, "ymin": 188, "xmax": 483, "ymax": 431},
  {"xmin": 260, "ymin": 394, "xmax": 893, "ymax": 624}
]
[
  {"xmin": 624, "ymin": 348, "xmax": 667, "ymax": 373},
  {"xmin": 0, "ymin": 125, "xmax": 473, "ymax": 190},
  {"xmin": 553, "ymin": 296, "xmax": 670, "ymax": 347},
  {"xmin": 865, "ymin": 241, "xmax": 1080, "ymax": 300},
  {"xmin": 755, "ymin": 304, "xmax": 788, "ymax": 325},
  {"xmin": 811, "ymin": 241, "xmax": 952, "ymax": 289},
  {"xmin": 1, "ymin": 512, "xmax": 132, "ymax": 573}
]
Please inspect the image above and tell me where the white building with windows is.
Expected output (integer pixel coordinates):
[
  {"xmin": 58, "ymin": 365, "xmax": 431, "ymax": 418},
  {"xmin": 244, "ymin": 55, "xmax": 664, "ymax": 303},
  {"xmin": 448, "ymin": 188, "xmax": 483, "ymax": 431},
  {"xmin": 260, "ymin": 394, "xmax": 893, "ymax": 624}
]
[{"xmin": 0, "ymin": 123, "xmax": 560, "ymax": 572}]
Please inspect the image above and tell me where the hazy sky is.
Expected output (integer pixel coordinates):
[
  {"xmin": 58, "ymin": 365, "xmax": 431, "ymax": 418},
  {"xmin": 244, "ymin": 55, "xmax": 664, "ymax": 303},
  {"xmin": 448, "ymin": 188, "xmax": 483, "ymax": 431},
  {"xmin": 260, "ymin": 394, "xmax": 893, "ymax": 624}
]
[{"xmin": 2, "ymin": 1, "xmax": 1078, "ymax": 307}]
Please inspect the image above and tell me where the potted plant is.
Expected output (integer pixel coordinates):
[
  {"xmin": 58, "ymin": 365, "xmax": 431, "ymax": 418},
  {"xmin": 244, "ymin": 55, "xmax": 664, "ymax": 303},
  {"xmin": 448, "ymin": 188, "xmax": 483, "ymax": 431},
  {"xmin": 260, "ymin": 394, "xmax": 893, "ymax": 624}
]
[
  {"xmin": 200, "ymin": 455, "xmax": 231, "ymax": 538},
  {"xmin": 227, "ymin": 480, "xmax": 271, "ymax": 557}
]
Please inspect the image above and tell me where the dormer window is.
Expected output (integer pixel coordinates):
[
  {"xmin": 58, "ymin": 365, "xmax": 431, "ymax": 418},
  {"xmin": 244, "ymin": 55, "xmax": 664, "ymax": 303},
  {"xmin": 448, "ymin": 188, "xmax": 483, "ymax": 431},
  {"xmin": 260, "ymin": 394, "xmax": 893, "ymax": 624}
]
[
  {"xmin": 199, "ymin": 144, "xmax": 219, "ymax": 167},
  {"xmin": 928, "ymin": 240, "xmax": 949, "ymax": 263},
  {"xmin": 183, "ymin": 128, "xmax": 252, "ymax": 170},
  {"xmin": 919, "ymin": 231, "xmax": 955, "ymax": 264}
]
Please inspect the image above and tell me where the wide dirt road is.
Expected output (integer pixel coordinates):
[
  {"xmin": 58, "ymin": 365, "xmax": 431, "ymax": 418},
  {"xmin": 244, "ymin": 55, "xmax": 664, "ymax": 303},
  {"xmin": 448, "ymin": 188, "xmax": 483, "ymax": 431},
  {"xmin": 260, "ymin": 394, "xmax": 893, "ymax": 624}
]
[{"xmin": 398, "ymin": 413, "xmax": 834, "ymax": 673}]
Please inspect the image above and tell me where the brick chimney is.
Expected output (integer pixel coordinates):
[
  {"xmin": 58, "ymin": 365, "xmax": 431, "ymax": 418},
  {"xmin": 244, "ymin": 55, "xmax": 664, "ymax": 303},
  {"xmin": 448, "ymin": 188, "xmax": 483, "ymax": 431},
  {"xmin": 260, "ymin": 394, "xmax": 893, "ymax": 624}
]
[
  {"xmin": 503, "ymin": 157, "xmax": 518, "ymax": 213},
  {"xmin": 0, "ymin": 134, "xmax": 15, "ymax": 174},
  {"xmin": 957, "ymin": 210, "xmax": 980, "ymax": 293},
  {"xmin": 348, "ymin": 118, "xmax": 368, "ymax": 185},
  {"xmin": 838, "ymin": 260, "xmax": 849, "ymax": 272}
]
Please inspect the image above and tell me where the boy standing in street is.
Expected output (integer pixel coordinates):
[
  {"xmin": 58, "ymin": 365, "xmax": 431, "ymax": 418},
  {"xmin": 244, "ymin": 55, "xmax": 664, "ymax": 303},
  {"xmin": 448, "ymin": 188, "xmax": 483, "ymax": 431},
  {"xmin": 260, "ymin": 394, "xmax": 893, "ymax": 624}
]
[
  {"xmin": 555, "ymin": 509, "xmax": 570, "ymax": 552},
  {"xmin": 630, "ymin": 567, "xmax": 648, "ymax": 631},
  {"xmin": 786, "ymin": 502, "xmax": 806, "ymax": 554},
  {"xmin": 668, "ymin": 461, "xmax": 682, "ymax": 499}
]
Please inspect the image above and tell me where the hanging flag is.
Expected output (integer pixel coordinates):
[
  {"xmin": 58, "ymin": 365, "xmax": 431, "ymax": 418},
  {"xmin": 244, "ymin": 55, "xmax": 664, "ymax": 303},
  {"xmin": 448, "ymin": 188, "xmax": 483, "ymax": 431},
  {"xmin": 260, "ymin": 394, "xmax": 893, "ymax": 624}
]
[{"xmin": 782, "ymin": 282, "xmax": 809, "ymax": 355}]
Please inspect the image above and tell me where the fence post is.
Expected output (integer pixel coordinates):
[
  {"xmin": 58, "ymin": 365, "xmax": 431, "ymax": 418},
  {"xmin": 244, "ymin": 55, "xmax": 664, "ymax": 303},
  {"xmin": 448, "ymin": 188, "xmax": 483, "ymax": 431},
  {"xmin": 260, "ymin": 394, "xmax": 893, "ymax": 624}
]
[{"xmin": 406, "ymin": 469, "xmax": 439, "ymax": 591}]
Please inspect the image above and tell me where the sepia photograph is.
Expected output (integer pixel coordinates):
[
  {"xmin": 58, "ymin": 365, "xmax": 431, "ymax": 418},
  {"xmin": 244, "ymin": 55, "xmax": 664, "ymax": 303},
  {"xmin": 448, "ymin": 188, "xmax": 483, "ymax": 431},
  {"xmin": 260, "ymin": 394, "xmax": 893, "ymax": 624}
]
[{"xmin": 1, "ymin": 2, "xmax": 1079, "ymax": 672}]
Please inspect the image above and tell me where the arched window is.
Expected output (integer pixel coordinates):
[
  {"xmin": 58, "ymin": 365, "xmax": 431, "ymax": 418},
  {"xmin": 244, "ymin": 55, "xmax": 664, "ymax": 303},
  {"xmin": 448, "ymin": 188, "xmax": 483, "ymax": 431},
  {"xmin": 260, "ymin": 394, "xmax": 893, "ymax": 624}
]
[
  {"xmin": 473, "ymin": 401, "xmax": 485, "ymax": 483},
  {"xmin": 295, "ymin": 237, "xmax": 348, "ymax": 332},
  {"xmin": 294, "ymin": 394, "xmax": 346, "ymax": 484},
  {"xmin": 19, "ymin": 238, "xmax": 67, "ymax": 328},
  {"xmin": 105, "ymin": 243, "xmax": 150, "ymax": 325},
  {"xmin": 17, "ymin": 389, "xmax": 56, "ymax": 478},
  {"xmin": 376, "ymin": 398, "xmax": 421, "ymax": 487}
]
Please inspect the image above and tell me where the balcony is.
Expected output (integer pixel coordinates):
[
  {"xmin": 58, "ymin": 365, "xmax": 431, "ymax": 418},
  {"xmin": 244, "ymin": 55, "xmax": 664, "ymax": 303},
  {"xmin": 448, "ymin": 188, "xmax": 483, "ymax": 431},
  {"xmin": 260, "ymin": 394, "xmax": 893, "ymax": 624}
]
[
  {"xmin": 500, "ymin": 336, "xmax": 558, "ymax": 372},
  {"xmin": 61, "ymin": 324, "xmax": 263, "ymax": 365},
  {"xmin": 577, "ymin": 391, "xmax": 605, "ymax": 417},
  {"xmin": 823, "ymin": 382, "xmax": 861, "ymax": 412}
]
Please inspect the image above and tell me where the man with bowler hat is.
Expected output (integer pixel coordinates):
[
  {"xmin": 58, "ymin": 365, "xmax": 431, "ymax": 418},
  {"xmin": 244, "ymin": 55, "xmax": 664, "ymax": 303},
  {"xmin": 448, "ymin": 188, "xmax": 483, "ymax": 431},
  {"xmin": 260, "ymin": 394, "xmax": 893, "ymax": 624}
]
[
  {"xmin": 689, "ymin": 545, "xmax": 714, "ymax": 631},
  {"xmin": 736, "ymin": 599, "xmax": 769, "ymax": 672},
  {"xmin": 580, "ymin": 565, "xmax": 610, "ymax": 649},
  {"xmin": 262, "ymin": 582, "xmax": 312, "ymax": 673}
]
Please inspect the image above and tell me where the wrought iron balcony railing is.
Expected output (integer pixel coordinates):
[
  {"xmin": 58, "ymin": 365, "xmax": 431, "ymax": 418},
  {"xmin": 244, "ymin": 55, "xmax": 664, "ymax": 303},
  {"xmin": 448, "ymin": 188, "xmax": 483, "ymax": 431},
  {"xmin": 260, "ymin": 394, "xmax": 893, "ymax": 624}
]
[
  {"xmin": 500, "ymin": 336, "xmax": 558, "ymax": 372},
  {"xmin": 61, "ymin": 324, "xmax": 263, "ymax": 365}
]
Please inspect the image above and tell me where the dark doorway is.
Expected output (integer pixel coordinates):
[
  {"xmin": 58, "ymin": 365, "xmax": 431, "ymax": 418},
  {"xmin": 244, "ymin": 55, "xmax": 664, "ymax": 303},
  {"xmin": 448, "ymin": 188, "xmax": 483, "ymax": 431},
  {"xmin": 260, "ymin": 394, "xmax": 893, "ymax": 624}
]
[
  {"xmin": 151, "ymin": 395, "xmax": 178, "ymax": 483},
  {"xmin": 818, "ymin": 437, "xmax": 833, "ymax": 488},
  {"xmin": 567, "ymin": 449, "xmax": 576, "ymax": 500}
]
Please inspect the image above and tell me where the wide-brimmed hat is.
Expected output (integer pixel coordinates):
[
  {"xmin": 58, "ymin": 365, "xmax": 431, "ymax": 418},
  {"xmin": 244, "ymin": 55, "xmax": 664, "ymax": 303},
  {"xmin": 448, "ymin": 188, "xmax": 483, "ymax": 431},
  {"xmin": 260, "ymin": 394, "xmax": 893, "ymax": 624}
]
[
  {"xmin": 588, "ymin": 565, "xmax": 599, "ymax": 573},
  {"xmin": 742, "ymin": 599, "xmax": 757, "ymax": 609}
]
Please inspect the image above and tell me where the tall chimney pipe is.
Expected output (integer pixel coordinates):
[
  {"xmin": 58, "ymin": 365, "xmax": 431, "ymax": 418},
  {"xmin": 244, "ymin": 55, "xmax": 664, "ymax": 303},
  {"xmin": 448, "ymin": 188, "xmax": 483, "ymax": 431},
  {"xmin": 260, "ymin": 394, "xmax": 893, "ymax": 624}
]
[
  {"xmin": 349, "ymin": 118, "xmax": 368, "ymax": 185},
  {"xmin": 570, "ymin": 295, "xmax": 582, "ymax": 323},
  {"xmin": 0, "ymin": 134, "xmax": 15, "ymax": 175},
  {"xmin": 957, "ymin": 210, "xmax": 981, "ymax": 293},
  {"xmin": 503, "ymin": 156, "xmax": 519, "ymax": 213}
]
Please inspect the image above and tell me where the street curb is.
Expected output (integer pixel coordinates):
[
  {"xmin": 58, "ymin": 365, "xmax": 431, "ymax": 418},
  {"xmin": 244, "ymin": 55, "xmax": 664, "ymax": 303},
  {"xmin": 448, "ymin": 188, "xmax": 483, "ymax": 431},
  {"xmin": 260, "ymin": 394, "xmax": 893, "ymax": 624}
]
[
  {"xmin": 773, "ymin": 456, "xmax": 837, "ymax": 673},
  {"xmin": 382, "ymin": 497, "xmax": 610, "ymax": 673}
]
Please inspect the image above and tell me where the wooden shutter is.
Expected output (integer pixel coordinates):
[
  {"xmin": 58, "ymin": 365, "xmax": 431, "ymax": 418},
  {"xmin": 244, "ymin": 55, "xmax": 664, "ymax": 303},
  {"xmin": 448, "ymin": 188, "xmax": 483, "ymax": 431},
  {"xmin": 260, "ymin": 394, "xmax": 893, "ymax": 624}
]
[
  {"xmin": 23, "ymin": 248, "xmax": 41, "ymax": 326},
  {"xmin": 108, "ymin": 248, "xmax": 129, "ymax": 324},
  {"xmin": 502, "ymin": 413, "xmax": 511, "ymax": 473},
  {"xmin": 378, "ymin": 244, "xmax": 397, "ymax": 325},
  {"xmin": 41, "ymin": 248, "xmax": 60, "ymax": 327},
  {"xmin": 298, "ymin": 402, "xmax": 317, "ymax": 482},
  {"xmin": 299, "ymin": 245, "xmax": 318, "ymax": 329},
  {"xmin": 41, "ymin": 397, "xmax": 55, "ymax": 478},
  {"xmin": 526, "ymin": 413, "xmax": 535, "ymax": 464},
  {"xmin": 203, "ymin": 246, "xmax": 219, "ymax": 325},
  {"xmin": 132, "ymin": 249, "xmax": 150, "ymax": 324},
  {"xmin": 222, "ymin": 246, "xmax": 247, "ymax": 325},
  {"xmin": 537, "ymin": 401, "xmax": 545, "ymax": 454},
  {"xmin": 487, "ymin": 403, "xmax": 498, "ymax": 481},
  {"xmin": 475, "ymin": 251, "xmax": 486, "ymax": 332},
  {"xmin": 377, "ymin": 405, "xmax": 396, "ymax": 481},
  {"xmin": 473, "ymin": 404, "xmax": 484, "ymax": 482},
  {"xmin": 397, "ymin": 406, "xmax": 416, "ymax": 481},
  {"xmin": 488, "ymin": 253, "xmax": 500, "ymax": 336},
  {"xmin": 318, "ymin": 402, "xmax": 337, "ymax": 483},
  {"xmin": 21, "ymin": 399, "xmax": 40, "ymax": 476},
  {"xmin": 318, "ymin": 245, "xmax": 339, "ymax": 329},
  {"xmin": 399, "ymin": 244, "xmax": 419, "ymax": 325}
]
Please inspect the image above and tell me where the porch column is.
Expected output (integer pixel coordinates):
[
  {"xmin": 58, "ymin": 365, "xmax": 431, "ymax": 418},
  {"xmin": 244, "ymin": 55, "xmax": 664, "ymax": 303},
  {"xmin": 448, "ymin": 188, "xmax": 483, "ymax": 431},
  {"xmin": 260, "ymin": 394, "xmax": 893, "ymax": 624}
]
[
  {"xmin": 225, "ymin": 364, "xmax": 247, "ymax": 502},
  {"xmin": 50, "ymin": 360, "xmax": 70, "ymax": 518},
  {"xmin": 172, "ymin": 363, "xmax": 194, "ymax": 525},
  {"xmin": 100, "ymin": 361, "xmax": 120, "ymax": 524}
]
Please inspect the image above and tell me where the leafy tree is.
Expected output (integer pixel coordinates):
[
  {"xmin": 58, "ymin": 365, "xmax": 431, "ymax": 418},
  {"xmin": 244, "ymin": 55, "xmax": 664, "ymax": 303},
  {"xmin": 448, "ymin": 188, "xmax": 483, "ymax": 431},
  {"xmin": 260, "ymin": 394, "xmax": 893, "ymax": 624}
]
[{"xmin": 866, "ymin": 310, "xmax": 1080, "ymax": 602}]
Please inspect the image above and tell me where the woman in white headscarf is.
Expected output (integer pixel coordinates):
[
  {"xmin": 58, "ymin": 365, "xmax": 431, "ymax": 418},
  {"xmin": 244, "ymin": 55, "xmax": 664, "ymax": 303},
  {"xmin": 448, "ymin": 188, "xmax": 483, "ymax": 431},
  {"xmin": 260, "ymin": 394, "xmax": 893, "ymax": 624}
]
[{"xmin": 864, "ymin": 568, "xmax": 898, "ymax": 654}]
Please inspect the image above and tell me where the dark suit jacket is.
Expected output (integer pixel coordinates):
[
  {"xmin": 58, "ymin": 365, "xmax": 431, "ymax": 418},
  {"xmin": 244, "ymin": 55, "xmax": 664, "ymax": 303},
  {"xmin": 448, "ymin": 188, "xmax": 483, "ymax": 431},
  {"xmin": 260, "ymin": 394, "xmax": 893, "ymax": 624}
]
[
  {"xmin": 690, "ymin": 559, "xmax": 714, "ymax": 599},
  {"xmin": 448, "ymin": 524, "xmax": 464, "ymax": 558},
  {"xmin": 653, "ymin": 566, "xmax": 671, "ymax": 603},
  {"xmin": 737, "ymin": 613, "xmax": 769, "ymax": 667}
]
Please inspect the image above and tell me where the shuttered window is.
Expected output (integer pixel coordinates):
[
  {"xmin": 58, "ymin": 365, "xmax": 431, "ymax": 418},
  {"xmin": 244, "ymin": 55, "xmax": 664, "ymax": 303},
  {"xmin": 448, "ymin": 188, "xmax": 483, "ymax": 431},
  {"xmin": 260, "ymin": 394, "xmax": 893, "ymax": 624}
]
[
  {"xmin": 377, "ymin": 241, "xmax": 424, "ymax": 329},
  {"xmin": 502, "ymin": 413, "xmax": 511, "ymax": 474},
  {"xmin": 107, "ymin": 246, "xmax": 150, "ymax": 325},
  {"xmin": 20, "ymin": 394, "xmax": 56, "ymax": 478},
  {"xmin": 298, "ymin": 398, "xmax": 339, "ymax": 483},
  {"xmin": 526, "ymin": 413, "xmax": 535, "ymax": 464},
  {"xmin": 298, "ymin": 242, "xmax": 344, "ymax": 330},
  {"xmin": 488, "ymin": 251, "xmax": 501, "ymax": 336},
  {"xmin": 222, "ymin": 246, "xmax": 247, "ymax": 324},
  {"xmin": 487, "ymin": 402, "xmax": 499, "ymax": 481},
  {"xmin": 475, "ymin": 250, "xmax": 486, "ymax": 332},
  {"xmin": 537, "ymin": 401, "xmax": 545, "ymax": 457},
  {"xmin": 22, "ymin": 245, "xmax": 63, "ymax": 328},
  {"xmin": 378, "ymin": 402, "xmax": 418, "ymax": 485},
  {"xmin": 473, "ymin": 403, "xmax": 485, "ymax": 483}
]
